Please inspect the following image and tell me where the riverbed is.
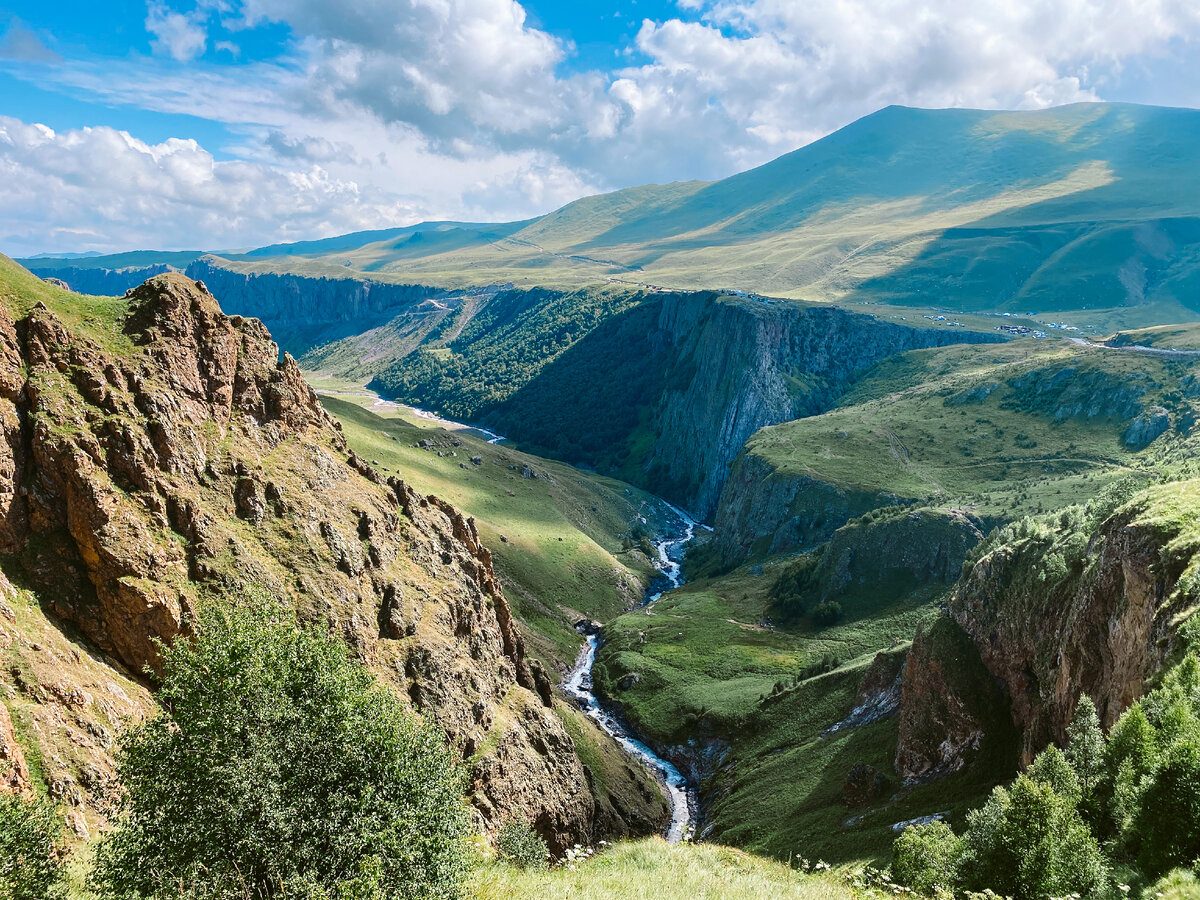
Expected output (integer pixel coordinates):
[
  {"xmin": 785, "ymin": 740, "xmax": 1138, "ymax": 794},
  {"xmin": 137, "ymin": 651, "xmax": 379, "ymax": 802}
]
[{"xmin": 562, "ymin": 503, "xmax": 701, "ymax": 843}]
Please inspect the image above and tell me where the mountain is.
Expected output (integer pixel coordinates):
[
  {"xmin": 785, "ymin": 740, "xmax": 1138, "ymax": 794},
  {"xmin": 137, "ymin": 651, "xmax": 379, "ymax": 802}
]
[
  {"xmin": 21, "ymin": 102, "xmax": 1200, "ymax": 327},
  {"xmin": 0, "ymin": 256, "xmax": 666, "ymax": 850}
]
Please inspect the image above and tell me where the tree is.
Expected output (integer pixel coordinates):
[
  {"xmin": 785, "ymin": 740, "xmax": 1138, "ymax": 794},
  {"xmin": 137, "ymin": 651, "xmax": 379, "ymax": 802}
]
[
  {"xmin": 1134, "ymin": 739, "xmax": 1200, "ymax": 876},
  {"xmin": 1027, "ymin": 745, "xmax": 1081, "ymax": 807},
  {"xmin": 1066, "ymin": 695, "xmax": 1104, "ymax": 806},
  {"xmin": 0, "ymin": 792, "xmax": 64, "ymax": 900},
  {"xmin": 93, "ymin": 596, "xmax": 470, "ymax": 900},
  {"xmin": 960, "ymin": 775, "xmax": 1107, "ymax": 900},
  {"xmin": 892, "ymin": 821, "xmax": 962, "ymax": 895}
]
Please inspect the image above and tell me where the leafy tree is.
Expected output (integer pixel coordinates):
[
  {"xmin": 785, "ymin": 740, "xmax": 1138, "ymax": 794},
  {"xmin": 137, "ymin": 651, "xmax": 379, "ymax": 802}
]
[
  {"xmin": 812, "ymin": 600, "xmax": 843, "ymax": 627},
  {"xmin": 93, "ymin": 596, "xmax": 469, "ymax": 900},
  {"xmin": 1027, "ymin": 745, "xmax": 1081, "ymax": 806},
  {"xmin": 1066, "ymin": 695, "xmax": 1105, "ymax": 809},
  {"xmin": 1134, "ymin": 739, "xmax": 1200, "ymax": 875},
  {"xmin": 0, "ymin": 792, "xmax": 64, "ymax": 900},
  {"xmin": 959, "ymin": 775, "xmax": 1107, "ymax": 900},
  {"xmin": 892, "ymin": 821, "xmax": 961, "ymax": 895}
]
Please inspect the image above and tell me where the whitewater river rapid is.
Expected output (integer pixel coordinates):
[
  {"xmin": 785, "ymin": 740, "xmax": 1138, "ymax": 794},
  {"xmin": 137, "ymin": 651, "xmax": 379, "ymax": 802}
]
[{"xmin": 562, "ymin": 503, "xmax": 702, "ymax": 843}]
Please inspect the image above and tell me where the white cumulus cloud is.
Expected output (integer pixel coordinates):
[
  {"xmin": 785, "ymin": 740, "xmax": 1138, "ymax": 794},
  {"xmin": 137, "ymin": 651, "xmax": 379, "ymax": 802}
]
[{"xmin": 4, "ymin": 0, "xmax": 1200, "ymax": 253}]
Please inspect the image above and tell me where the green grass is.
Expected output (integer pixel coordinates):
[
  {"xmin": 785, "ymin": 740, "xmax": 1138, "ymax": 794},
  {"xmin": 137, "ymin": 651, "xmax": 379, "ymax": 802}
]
[
  {"xmin": 318, "ymin": 392, "xmax": 671, "ymax": 668},
  {"xmin": 591, "ymin": 550, "xmax": 1003, "ymax": 865},
  {"xmin": 0, "ymin": 254, "xmax": 133, "ymax": 355},
  {"xmin": 472, "ymin": 838, "xmax": 858, "ymax": 900},
  {"xmin": 741, "ymin": 337, "xmax": 1197, "ymax": 521}
]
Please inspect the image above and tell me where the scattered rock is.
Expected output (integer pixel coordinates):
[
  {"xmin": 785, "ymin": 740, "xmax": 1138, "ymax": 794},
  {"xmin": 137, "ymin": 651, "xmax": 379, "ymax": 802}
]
[{"xmin": 843, "ymin": 762, "xmax": 888, "ymax": 807}]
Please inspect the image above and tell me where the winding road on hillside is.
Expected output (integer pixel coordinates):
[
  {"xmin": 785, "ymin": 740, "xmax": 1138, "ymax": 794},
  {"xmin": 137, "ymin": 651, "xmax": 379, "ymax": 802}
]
[{"xmin": 563, "ymin": 503, "xmax": 702, "ymax": 844}]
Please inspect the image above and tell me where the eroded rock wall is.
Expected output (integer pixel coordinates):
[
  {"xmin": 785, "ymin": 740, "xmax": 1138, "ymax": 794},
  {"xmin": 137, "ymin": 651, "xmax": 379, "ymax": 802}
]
[{"xmin": 0, "ymin": 273, "xmax": 627, "ymax": 852}]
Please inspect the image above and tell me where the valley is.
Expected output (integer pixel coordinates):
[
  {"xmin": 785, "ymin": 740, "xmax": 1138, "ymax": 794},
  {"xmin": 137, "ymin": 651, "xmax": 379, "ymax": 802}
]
[{"xmin": 8, "ymin": 101, "xmax": 1200, "ymax": 900}]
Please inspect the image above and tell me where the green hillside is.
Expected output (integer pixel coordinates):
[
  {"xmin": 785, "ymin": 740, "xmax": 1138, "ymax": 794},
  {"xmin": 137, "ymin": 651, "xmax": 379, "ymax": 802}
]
[{"xmin": 27, "ymin": 103, "xmax": 1200, "ymax": 328}]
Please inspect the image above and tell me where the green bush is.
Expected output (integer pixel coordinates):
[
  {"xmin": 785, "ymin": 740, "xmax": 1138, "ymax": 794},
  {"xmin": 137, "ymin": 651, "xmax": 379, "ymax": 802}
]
[
  {"xmin": 811, "ymin": 600, "xmax": 843, "ymax": 627},
  {"xmin": 93, "ymin": 595, "xmax": 470, "ymax": 900},
  {"xmin": 959, "ymin": 775, "xmax": 1106, "ymax": 900},
  {"xmin": 495, "ymin": 819, "xmax": 548, "ymax": 870},
  {"xmin": 0, "ymin": 792, "xmax": 64, "ymax": 900},
  {"xmin": 892, "ymin": 821, "xmax": 961, "ymax": 895},
  {"xmin": 1148, "ymin": 868, "xmax": 1200, "ymax": 900},
  {"xmin": 1134, "ymin": 740, "xmax": 1200, "ymax": 875}
]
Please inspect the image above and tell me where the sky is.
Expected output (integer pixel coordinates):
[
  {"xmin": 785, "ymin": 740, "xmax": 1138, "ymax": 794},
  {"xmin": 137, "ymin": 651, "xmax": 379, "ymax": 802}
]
[{"xmin": 2, "ymin": 0, "xmax": 1200, "ymax": 257}]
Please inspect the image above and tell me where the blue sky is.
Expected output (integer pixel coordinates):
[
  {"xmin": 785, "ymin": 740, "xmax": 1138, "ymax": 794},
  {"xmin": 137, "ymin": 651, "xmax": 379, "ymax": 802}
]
[{"xmin": 2, "ymin": 0, "xmax": 1199, "ymax": 256}]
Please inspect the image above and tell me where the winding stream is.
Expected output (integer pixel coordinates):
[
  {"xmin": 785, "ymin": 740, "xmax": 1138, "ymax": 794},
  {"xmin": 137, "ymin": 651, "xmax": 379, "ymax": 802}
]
[
  {"xmin": 316, "ymin": 383, "xmax": 701, "ymax": 840},
  {"xmin": 562, "ymin": 502, "xmax": 701, "ymax": 843}
]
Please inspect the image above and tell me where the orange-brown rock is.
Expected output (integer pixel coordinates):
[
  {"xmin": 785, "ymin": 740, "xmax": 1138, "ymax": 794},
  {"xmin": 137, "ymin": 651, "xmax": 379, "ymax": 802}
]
[
  {"xmin": 896, "ymin": 489, "xmax": 1197, "ymax": 778},
  {"xmin": 0, "ymin": 699, "xmax": 30, "ymax": 794},
  {"xmin": 0, "ymin": 273, "xmax": 612, "ymax": 852}
]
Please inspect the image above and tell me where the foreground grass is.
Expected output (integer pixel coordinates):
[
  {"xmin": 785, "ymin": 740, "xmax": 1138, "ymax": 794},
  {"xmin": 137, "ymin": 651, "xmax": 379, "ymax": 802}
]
[{"xmin": 472, "ymin": 839, "xmax": 855, "ymax": 900}]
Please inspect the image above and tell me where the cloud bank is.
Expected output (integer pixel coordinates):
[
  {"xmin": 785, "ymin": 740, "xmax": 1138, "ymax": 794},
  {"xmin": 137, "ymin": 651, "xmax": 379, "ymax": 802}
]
[{"xmin": 3, "ymin": 0, "xmax": 1200, "ymax": 253}]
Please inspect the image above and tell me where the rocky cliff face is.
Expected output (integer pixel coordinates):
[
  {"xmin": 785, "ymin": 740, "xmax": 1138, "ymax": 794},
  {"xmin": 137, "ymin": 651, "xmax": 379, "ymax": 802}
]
[
  {"xmin": 809, "ymin": 508, "xmax": 984, "ymax": 603},
  {"xmin": 185, "ymin": 258, "xmax": 448, "ymax": 344},
  {"xmin": 20, "ymin": 265, "xmax": 177, "ymax": 297},
  {"xmin": 647, "ymin": 295, "xmax": 1003, "ymax": 520},
  {"xmin": 896, "ymin": 484, "xmax": 1200, "ymax": 776},
  {"xmin": 711, "ymin": 450, "xmax": 905, "ymax": 566},
  {"xmin": 0, "ymin": 271, "xmax": 636, "ymax": 852}
]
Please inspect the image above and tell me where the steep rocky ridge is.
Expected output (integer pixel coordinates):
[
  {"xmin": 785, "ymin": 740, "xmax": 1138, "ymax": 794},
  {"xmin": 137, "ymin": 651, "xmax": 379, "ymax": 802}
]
[
  {"xmin": 710, "ymin": 341, "xmax": 1199, "ymax": 567},
  {"xmin": 0, "ymin": 261, "xmax": 661, "ymax": 851},
  {"xmin": 640, "ymin": 295, "xmax": 1003, "ymax": 518},
  {"xmin": 896, "ymin": 481, "xmax": 1200, "ymax": 777}
]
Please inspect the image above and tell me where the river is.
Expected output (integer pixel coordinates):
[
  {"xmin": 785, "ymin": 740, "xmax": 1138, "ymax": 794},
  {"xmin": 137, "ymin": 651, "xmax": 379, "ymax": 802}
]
[{"xmin": 562, "ymin": 502, "xmax": 701, "ymax": 843}]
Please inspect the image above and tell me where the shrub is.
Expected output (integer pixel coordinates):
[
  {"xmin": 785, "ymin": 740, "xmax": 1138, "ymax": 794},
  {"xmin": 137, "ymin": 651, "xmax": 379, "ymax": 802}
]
[
  {"xmin": 0, "ymin": 792, "xmax": 64, "ymax": 900},
  {"xmin": 892, "ymin": 821, "xmax": 962, "ymax": 895},
  {"xmin": 812, "ymin": 600, "xmax": 843, "ymax": 627},
  {"xmin": 769, "ymin": 554, "xmax": 819, "ymax": 623},
  {"xmin": 959, "ymin": 775, "xmax": 1106, "ymax": 900},
  {"xmin": 495, "ymin": 819, "xmax": 548, "ymax": 870},
  {"xmin": 93, "ymin": 595, "xmax": 470, "ymax": 900}
]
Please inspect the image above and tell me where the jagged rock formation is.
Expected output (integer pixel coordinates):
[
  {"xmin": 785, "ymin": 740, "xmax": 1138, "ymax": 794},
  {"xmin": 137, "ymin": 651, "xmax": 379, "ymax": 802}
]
[
  {"xmin": 0, "ymin": 271, "xmax": 635, "ymax": 852},
  {"xmin": 896, "ymin": 484, "xmax": 1200, "ymax": 775}
]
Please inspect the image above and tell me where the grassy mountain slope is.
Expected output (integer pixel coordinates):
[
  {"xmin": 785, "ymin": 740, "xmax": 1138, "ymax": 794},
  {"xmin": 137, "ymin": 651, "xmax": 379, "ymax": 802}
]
[
  {"xmin": 26, "ymin": 103, "xmax": 1200, "ymax": 327},
  {"xmin": 711, "ymin": 336, "xmax": 1198, "ymax": 565},
  {"xmin": 316, "ymin": 390, "xmax": 672, "ymax": 669}
]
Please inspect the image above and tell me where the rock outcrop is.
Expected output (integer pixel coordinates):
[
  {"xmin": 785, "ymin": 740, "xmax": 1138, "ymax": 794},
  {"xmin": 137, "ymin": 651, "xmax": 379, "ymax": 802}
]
[
  {"xmin": 896, "ymin": 483, "xmax": 1200, "ymax": 775},
  {"xmin": 806, "ymin": 508, "xmax": 984, "ymax": 601},
  {"xmin": 0, "ymin": 271, "xmax": 627, "ymax": 852},
  {"xmin": 644, "ymin": 295, "xmax": 1003, "ymax": 519}
]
